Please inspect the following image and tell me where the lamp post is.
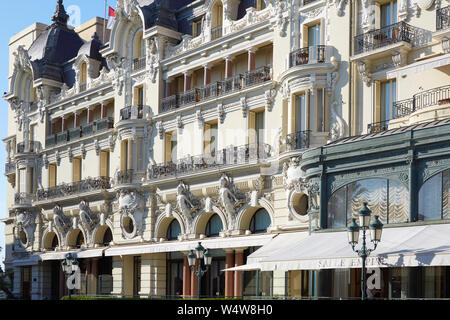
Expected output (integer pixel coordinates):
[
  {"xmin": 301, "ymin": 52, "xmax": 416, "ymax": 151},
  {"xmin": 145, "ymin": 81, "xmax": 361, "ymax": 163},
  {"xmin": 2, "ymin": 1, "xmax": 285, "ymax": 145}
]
[
  {"xmin": 347, "ymin": 202, "xmax": 383, "ymax": 300},
  {"xmin": 61, "ymin": 253, "xmax": 78, "ymax": 300},
  {"xmin": 187, "ymin": 242, "xmax": 212, "ymax": 300}
]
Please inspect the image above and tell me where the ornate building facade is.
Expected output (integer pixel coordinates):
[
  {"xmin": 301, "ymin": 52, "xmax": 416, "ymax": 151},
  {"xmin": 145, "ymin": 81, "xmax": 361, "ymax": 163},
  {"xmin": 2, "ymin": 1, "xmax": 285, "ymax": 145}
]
[{"xmin": 2, "ymin": 0, "xmax": 450, "ymax": 300}]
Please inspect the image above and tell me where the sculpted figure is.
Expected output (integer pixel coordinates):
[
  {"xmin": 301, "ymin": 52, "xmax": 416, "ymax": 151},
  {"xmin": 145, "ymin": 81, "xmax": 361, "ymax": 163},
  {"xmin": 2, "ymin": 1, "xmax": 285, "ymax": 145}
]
[
  {"xmin": 176, "ymin": 182, "xmax": 200, "ymax": 219},
  {"xmin": 218, "ymin": 174, "xmax": 246, "ymax": 228}
]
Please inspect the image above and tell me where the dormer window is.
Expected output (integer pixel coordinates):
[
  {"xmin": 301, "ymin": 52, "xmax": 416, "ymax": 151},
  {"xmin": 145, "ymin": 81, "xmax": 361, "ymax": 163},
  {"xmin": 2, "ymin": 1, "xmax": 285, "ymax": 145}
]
[
  {"xmin": 193, "ymin": 18, "xmax": 203, "ymax": 38},
  {"xmin": 80, "ymin": 62, "xmax": 87, "ymax": 91},
  {"xmin": 256, "ymin": 0, "xmax": 267, "ymax": 11}
]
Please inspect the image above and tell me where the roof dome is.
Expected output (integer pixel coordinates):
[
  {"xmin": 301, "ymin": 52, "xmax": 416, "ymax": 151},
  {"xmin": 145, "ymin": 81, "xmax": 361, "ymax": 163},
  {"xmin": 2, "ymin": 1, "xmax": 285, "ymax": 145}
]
[
  {"xmin": 77, "ymin": 32, "xmax": 104, "ymax": 61},
  {"xmin": 27, "ymin": 0, "xmax": 84, "ymax": 83}
]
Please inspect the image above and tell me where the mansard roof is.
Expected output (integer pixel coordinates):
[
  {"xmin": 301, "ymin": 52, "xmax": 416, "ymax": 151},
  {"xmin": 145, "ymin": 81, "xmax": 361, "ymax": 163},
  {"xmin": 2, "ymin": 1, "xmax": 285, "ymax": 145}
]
[
  {"xmin": 139, "ymin": 0, "xmax": 179, "ymax": 31},
  {"xmin": 27, "ymin": 0, "xmax": 84, "ymax": 84}
]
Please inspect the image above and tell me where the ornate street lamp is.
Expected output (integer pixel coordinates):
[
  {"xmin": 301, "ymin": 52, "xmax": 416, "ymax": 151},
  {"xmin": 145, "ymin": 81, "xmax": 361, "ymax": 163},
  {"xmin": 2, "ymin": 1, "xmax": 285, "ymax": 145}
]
[
  {"xmin": 347, "ymin": 202, "xmax": 383, "ymax": 300},
  {"xmin": 188, "ymin": 242, "xmax": 212, "ymax": 299},
  {"xmin": 61, "ymin": 253, "xmax": 78, "ymax": 300}
]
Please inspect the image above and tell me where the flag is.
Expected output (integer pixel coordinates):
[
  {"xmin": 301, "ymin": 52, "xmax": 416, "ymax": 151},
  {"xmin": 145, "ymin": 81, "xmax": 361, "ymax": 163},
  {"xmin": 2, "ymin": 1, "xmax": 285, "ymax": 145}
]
[{"xmin": 107, "ymin": 6, "xmax": 115, "ymax": 30}]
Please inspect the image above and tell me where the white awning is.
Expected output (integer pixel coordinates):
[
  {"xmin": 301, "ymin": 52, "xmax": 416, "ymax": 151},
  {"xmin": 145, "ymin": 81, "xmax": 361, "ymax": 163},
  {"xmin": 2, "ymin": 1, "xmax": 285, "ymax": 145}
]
[
  {"xmin": 221, "ymin": 263, "xmax": 262, "ymax": 272},
  {"xmin": 387, "ymin": 53, "xmax": 450, "ymax": 79},
  {"xmin": 237, "ymin": 224, "xmax": 450, "ymax": 271},
  {"xmin": 104, "ymin": 234, "xmax": 275, "ymax": 257},
  {"xmin": 12, "ymin": 255, "xmax": 40, "ymax": 266},
  {"xmin": 39, "ymin": 248, "xmax": 105, "ymax": 261}
]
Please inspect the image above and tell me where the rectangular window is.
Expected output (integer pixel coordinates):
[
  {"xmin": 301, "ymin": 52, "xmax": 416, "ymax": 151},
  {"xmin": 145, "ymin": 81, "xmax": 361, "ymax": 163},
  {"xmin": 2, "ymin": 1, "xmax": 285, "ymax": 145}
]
[
  {"xmin": 193, "ymin": 19, "xmax": 202, "ymax": 37},
  {"xmin": 133, "ymin": 256, "xmax": 141, "ymax": 297},
  {"xmin": 295, "ymin": 93, "xmax": 307, "ymax": 132},
  {"xmin": 73, "ymin": 157, "xmax": 82, "ymax": 182},
  {"xmin": 308, "ymin": 23, "xmax": 321, "ymax": 47},
  {"xmin": 381, "ymin": 0, "xmax": 397, "ymax": 27},
  {"xmin": 30, "ymin": 124, "xmax": 36, "ymax": 142},
  {"xmin": 100, "ymin": 150, "xmax": 110, "ymax": 178},
  {"xmin": 255, "ymin": 111, "xmax": 265, "ymax": 145},
  {"xmin": 49, "ymin": 163, "xmax": 57, "ymax": 187},
  {"xmin": 121, "ymin": 140, "xmax": 128, "ymax": 170},
  {"xmin": 317, "ymin": 88, "xmax": 325, "ymax": 132},
  {"xmin": 136, "ymin": 138, "xmax": 144, "ymax": 171},
  {"xmin": 204, "ymin": 122, "xmax": 218, "ymax": 156},
  {"xmin": 165, "ymin": 132, "xmax": 177, "ymax": 164},
  {"xmin": 134, "ymin": 86, "xmax": 144, "ymax": 107},
  {"xmin": 380, "ymin": 79, "xmax": 396, "ymax": 122}
]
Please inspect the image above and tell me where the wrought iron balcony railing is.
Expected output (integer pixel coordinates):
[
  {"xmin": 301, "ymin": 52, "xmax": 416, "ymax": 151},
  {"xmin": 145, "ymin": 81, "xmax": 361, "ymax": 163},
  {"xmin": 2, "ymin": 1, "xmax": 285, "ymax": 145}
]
[
  {"xmin": 14, "ymin": 192, "xmax": 34, "ymax": 206},
  {"xmin": 160, "ymin": 66, "xmax": 271, "ymax": 113},
  {"xmin": 211, "ymin": 25, "xmax": 223, "ymax": 41},
  {"xmin": 199, "ymin": 81, "xmax": 222, "ymax": 101},
  {"xmin": 120, "ymin": 106, "xmax": 144, "ymax": 120},
  {"xmin": 437, "ymin": 5, "xmax": 450, "ymax": 31},
  {"xmin": 289, "ymin": 45, "xmax": 327, "ymax": 67},
  {"xmin": 285, "ymin": 131, "xmax": 311, "ymax": 151},
  {"xmin": 393, "ymin": 84, "xmax": 450, "ymax": 118},
  {"xmin": 148, "ymin": 143, "xmax": 272, "ymax": 181},
  {"xmin": 354, "ymin": 21, "xmax": 418, "ymax": 55},
  {"xmin": 368, "ymin": 85, "xmax": 450, "ymax": 133},
  {"xmin": 367, "ymin": 120, "xmax": 390, "ymax": 134},
  {"xmin": 179, "ymin": 88, "xmax": 200, "ymax": 106},
  {"xmin": 45, "ymin": 119, "xmax": 115, "ymax": 148},
  {"xmin": 5, "ymin": 162, "xmax": 15, "ymax": 175},
  {"xmin": 161, "ymin": 95, "xmax": 179, "ymax": 113},
  {"xmin": 36, "ymin": 176, "xmax": 111, "ymax": 202},
  {"xmin": 16, "ymin": 141, "xmax": 41, "ymax": 154},
  {"xmin": 245, "ymin": 66, "xmax": 272, "ymax": 87},
  {"xmin": 115, "ymin": 169, "xmax": 134, "ymax": 185},
  {"xmin": 133, "ymin": 57, "xmax": 146, "ymax": 71}
]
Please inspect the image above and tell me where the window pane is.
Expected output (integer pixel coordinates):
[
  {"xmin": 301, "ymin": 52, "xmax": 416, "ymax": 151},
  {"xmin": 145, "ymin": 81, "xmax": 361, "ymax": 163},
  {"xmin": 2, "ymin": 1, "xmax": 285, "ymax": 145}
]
[
  {"xmin": 348, "ymin": 179, "xmax": 388, "ymax": 224},
  {"xmin": 250, "ymin": 208, "xmax": 271, "ymax": 233},
  {"xmin": 328, "ymin": 187, "xmax": 346, "ymax": 228},
  {"xmin": 295, "ymin": 94, "xmax": 306, "ymax": 132},
  {"xmin": 206, "ymin": 215, "xmax": 223, "ymax": 237},
  {"xmin": 418, "ymin": 173, "xmax": 442, "ymax": 221},
  {"xmin": 389, "ymin": 179, "xmax": 409, "ymax": 223},
  {"xmin": 443, "ymin": 169, "xmax": 450, "ymax": 219}
]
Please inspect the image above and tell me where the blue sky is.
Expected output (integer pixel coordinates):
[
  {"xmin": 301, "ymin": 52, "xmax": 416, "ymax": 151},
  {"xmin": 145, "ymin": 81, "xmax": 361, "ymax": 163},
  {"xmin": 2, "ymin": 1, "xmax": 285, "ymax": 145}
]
[{"xmin": 0, "ymin": 0, "xmax": 117, "ymax": 269}]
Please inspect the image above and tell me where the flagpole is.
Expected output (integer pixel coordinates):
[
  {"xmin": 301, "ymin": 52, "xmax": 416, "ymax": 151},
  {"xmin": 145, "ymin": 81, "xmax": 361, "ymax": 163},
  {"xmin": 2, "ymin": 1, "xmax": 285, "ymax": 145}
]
[{"xmin": 103, "ymin": 0, "xmax": 107, "ymax": 43}]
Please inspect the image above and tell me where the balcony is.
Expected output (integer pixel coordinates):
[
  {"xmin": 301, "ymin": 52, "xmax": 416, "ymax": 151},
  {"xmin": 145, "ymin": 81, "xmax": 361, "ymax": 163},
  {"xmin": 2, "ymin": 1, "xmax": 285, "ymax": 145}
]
[
  {"xmin": 16, "ymin": 141, "xmax": 40, "ymax": 154},
  {"xmin": 284, "ymin": 131, "xmax": 311, "ymax": 152},
  {"xmin": 437, "ymin": 5, "xmax": 450, "ymax": 31},
  {"xmin": 160, "ymin": 66, "xmax": 272, "ymax": 114},
  {"xmin": 115, "ymin": 169, "xmax": 134, "ymax": 185},
  {"xmin": 5, "ymin": 162, "xmax": 15, "ymax": 176},
  {"xmin": 147, "ymin": 143, "xmax": 272, "ymax": 181},
  {"xmin": 368, "ymin": 85, "xmax": 450, "ymax": 133},
  {"xmin": 289, "ymin": 46, "xmax": 328, "ymax": 67},
  {"xmin": 119, "ymin": 105, "xmax": 146, "ymax": 120},
  {"xmin": 133, "ymin": 57, "xmax": 146, "ymax": 72},
  {"xmin": 353, "ymin": 21, "xmax": 419, "ymax": 61},
  {"xmin": 45, "ymin": 119, "xmax": 115, "ymax": 149},
  {"xmin": 211, "ymin": 25, "xmax": 222, "ymax": 41},
  {"xmin": 36, "ymin": 176, "xmax": 111, "ymax": 202},
  {"xmin": 14, "ymin": 192, "xmax": 34, "ymax": 206}
]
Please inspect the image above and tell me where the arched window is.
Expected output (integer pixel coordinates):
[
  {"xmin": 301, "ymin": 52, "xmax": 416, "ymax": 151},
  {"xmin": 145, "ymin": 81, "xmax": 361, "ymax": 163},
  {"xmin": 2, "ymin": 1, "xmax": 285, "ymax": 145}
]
[
  {"xmin": 211, "ymin": 1, "xmax": 223, "ymax": 40},
  {"xmin": 134, "ymin": 31, "xmax": 144, "ymax": 59},
  {"xmin": 50, "ymin": 233, "xmax": 59, "ymax": 250},
  {"xmin": 80, "ymin": 62, "xmax": 87, "ymax": 83},
  {"xmin": 102, "ymin": 227, "xmax": 113, "ymax": 246},
  {"xmin": 249, "ymin": 208, "xmax": 271, "ymax": 234},
  {"xmin": 327, "ymin": 178, "xmax": 409, "ymax": 228},
  {"xmin": 75, "ymin": 230, "xmax": 85, "ymax": 248},
  {"xmin": 205, "ymin": 214, "xmax": 223, "ymax": 237},
  {"xmin": 418, "ymin": 169, "xmax": 450, "ymax": 221},
  {"xmin": 167, "ymin": 219, "xmax": 181, "ymax": 241}
]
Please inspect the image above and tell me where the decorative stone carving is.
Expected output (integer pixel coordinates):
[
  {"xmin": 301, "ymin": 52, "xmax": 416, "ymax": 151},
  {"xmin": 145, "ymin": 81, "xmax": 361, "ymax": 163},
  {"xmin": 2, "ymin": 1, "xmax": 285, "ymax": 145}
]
[
  {"xmin": 282, "ymin": 157, "xmax": 306, "ymax": 191},
  {"xmin": 117, "ymin": 189, "xmax": 145, "ymax": 239},
  {"xmin": 217, "ymin": 103, "xmax": 225, "ymax": 124},
  {"xmin": 156, "ymin": 121, "xmax": 164, "ymax": 139},
  {"xmin": 79, "ymin": 201, "xmax": 99, "ymax": 233},
  {"xmin": 271, "ymin": 0, "xmax": 289, "ymax": 37},
  {"xmin": 240, "ymin": 97, "xmax": 247, "ymax": 117},
  {"xmin": 107, "ymin": 54, "xmax": 125, "ymax": 95},
  {"xmin": 218, "ymin": 174, "xmax": 246, "ymax": 229},
  {"xmin": 146, "ymin": 37, "xmax": 160, "ymax": 83},
  {"xmin": 176, "ymin": 181, "xmax": 202, "ymax": 230},
  {"xmin": 53, "ymin": 205, "xmax": 71, "ymax": 234},
  {"xmin": 327, "ymin": 57, "xmax": 346, "ymax": 141},
  {"xmin": 13, "ymin": 209, "xmax": 36, "ymax": 248},
  {"xmin": 116, "ymin": 0, "xmax": 140, "ymax": 21}
]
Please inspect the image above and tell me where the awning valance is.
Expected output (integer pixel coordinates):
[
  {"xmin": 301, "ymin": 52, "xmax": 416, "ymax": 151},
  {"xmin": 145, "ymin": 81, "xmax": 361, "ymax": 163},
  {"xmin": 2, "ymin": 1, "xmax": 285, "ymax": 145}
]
[
  {"xmin": 387, "ymin": 53, "xmax": 450, "ymax": 79},
  {"xmin": 104, "ymin": 234, "xmax": 275, "ymax": 257},
  {"xmin": 233, "ymin": 224, "xmax": 450, "ymax": 271}
]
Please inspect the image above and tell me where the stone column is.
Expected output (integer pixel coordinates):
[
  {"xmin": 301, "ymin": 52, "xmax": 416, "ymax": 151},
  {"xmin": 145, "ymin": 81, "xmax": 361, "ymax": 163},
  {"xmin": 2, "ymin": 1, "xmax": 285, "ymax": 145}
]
[
  {"xmin": 248, "ymin": 48, "xmax": 256, "ymax": 71},
  {"xmin": 140, "ymin": 254, "xmax": 152, "ymax": 298},
  {"xmin": 190, "ymin": 259, "xmax": 198, "ymax": 297},
  {"xmin": 74, "ymin": 112, "xmax": 80, "ymax": 127},
  {"xmin": 203, "ymin": 64, "xmax": 211, "ymax": 86},
  {"xmin": 183, "ymin": 254, "xmax": 191, "ymax": 298},
  {"xmin": 101, "ymin": 102, "xmax": 107, "ymax": 119},
  {"xmin": 184, "ymin": 71, "xmax": 192, "ymax": 92},
  {"xmin": 111, "ymin": 256, "xmax": 123, "ymax": 296},
  {"xmin": 234, "ymin": 249, "xmax": 244, "ymax": 297},
  {"xmin": 91, "ymin": 258, "xmax": 99, "ymax": 295},
  {"xmin": 62, "ymin": 116, "xmax": 67, "ymax": 131},
  {"xmin": 225, "ymin": 56, "xmax": 233, "ymax": 78},
  {"xmin": 59, "ymin": 264, "xmax": 66, "ymax": 298},
  {"xmin": 225, "ymin": 249, "xmax": 235, "ymax": 298},
  {"xmin": 165, "ymin": 78, "xmax": 172, "ymax": 97},
  {"xmin": 127, "ymin": 139, "xmax": 133, "ymax": 171},
  {"xmin": 87, "ymin": 106, "xmax": 94, "ymax": 123}
]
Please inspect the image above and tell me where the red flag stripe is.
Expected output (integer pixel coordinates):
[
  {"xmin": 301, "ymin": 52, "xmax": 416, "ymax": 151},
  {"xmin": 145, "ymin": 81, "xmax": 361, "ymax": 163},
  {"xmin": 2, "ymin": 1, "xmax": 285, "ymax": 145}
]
[{"xmin": 109, "ymin": 7, "xmax": 115, "ymax": 17}]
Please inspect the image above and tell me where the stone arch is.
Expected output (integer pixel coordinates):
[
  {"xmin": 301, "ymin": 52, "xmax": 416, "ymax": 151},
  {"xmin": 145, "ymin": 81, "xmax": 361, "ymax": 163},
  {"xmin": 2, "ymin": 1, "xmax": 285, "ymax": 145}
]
[
  {"xmin": 108, "ymin": 5, "xmax": 146, "ymax": 58},
  {"xmin": 193, "ymin": 206, "xmax": 227, "ymax": 236},
  {"xmin": 154, "ymin": 210, "xmax": 186, "ymax": 240},
  {"xmin": 66, "ymin": 227, "xmax": 87, "ymax": 249},
  {"xmin": 211, "ymin": 0, "xmax": 223, "ymax": 29},
  {"xmin": 93, "ymin": 223, "xmax": 114, "ymax": 246},
  {"xmin": 236, "ymin": 198, "xmax": 274, "ymax": 232},
  {"xmin": 42, "ymin": 229, "xmax": 61, "ymax": 251}
]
